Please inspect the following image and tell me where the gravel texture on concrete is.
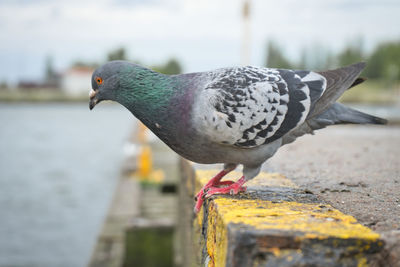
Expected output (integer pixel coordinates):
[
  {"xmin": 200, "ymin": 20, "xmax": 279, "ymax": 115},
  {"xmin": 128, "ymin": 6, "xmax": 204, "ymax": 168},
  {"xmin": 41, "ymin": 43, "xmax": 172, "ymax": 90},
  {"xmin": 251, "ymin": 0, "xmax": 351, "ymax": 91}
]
[{"xmin": 263, "ymin": 125, "xmax": 400, "ymax": 264}]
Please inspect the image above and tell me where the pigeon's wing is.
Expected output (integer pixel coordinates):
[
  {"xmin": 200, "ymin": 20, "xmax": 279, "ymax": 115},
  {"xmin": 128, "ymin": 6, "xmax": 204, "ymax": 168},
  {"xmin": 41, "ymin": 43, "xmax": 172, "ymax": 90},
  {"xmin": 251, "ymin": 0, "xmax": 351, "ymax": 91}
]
[
  {"xmin": 193, "ymin": 66, "xmax": 327, "ymax": 148},
  {"xmin": 309, "ymin": 62, "xmax": 366, "ymax": 118}
]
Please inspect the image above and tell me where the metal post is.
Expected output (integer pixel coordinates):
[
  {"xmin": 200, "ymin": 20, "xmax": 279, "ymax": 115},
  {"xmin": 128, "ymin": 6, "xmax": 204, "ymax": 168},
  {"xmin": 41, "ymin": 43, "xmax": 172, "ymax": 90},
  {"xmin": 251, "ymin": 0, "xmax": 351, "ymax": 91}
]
[{"xmin": 241, "ymin": 0, "xmax": 251, "ymax": 66}]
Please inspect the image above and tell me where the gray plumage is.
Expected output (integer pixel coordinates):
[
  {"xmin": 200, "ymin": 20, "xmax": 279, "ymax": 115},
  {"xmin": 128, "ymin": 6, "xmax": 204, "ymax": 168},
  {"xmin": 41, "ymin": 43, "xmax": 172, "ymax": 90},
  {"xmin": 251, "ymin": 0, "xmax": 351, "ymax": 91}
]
[{"xmin": 89, "ymin": 61, "xmax": 387, "ymax": 193}]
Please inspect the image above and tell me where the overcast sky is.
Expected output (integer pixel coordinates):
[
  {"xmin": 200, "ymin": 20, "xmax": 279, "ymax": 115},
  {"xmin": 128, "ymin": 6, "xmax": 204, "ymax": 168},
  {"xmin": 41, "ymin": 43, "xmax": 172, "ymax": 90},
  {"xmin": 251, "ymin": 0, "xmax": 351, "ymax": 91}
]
[{"xmin": 0, "ymin": 0, "xmax": 399, "ymax": 84}]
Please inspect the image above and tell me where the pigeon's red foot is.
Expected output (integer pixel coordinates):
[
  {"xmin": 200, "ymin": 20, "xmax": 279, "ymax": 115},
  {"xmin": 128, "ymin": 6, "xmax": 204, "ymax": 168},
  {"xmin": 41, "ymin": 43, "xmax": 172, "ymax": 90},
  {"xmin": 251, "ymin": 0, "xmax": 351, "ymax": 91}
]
[
  {"xmin": 204, "ymin": 176, "xmax": 246, "ymax": 198},
  {"xmin": 194, "ymin": 176, "xmax": 246, "ymax": 213},
  {"xmin": 194, "ymin": 169, "xmax": 230, "ymax": 202}
]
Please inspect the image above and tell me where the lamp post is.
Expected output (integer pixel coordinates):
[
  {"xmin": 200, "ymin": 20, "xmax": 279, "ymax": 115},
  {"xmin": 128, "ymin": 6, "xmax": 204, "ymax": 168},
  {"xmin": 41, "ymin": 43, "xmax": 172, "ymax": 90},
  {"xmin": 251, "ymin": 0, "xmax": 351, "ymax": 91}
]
[{"xmin": 241, "ymin": 0, "xmax": 251, "ymax": 66}]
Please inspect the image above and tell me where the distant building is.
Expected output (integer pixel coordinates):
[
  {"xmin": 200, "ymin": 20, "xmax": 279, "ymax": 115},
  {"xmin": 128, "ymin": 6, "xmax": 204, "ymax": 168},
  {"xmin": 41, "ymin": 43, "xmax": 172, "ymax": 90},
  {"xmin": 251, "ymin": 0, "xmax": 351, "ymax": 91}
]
[
  {"xmin": 17, "ymin": 79, "xmax": 60, "ymax": 91},
  {"xmin": 61, "ymin": 66, "xmax": 94, "ymax": 95},
  {"xmin": 16, "ymin": 56, "xmax": 61, "ymax": 91}
]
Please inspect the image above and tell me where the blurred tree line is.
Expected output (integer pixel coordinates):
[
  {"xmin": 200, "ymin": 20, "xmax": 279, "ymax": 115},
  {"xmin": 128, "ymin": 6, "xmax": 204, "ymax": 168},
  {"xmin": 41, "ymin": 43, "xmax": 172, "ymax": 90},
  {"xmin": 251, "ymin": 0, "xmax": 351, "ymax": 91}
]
[
  {"xmin": 70, "ymin": 47, "xmax": 182, "ymax": 75},
  {"xmin": 106, "ymin": 47, "xmax": 182, "ymax": 75},
  {"xmin": 265, "ymin": 39, "xmax": 400, "ymax": 82}
]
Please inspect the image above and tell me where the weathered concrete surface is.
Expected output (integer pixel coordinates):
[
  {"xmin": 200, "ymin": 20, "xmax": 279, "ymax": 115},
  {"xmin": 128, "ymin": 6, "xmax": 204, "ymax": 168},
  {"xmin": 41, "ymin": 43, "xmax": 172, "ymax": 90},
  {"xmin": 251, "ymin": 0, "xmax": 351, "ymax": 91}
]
[
  {"xmin": 207, "ymin": 199, "xmax": 383, "ymax": 267},
  {"xmin": 181, "ymin": 164, "xmax": 385, "ymax": 267},
  {"xmin": 264, "ymin": 125, "xmax": 400, "ymax": 265}
]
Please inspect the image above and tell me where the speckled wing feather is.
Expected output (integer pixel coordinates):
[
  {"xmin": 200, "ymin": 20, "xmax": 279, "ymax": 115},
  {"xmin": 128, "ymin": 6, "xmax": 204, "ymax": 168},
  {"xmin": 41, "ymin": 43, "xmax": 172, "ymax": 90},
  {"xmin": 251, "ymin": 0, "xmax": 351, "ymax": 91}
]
[{"xmin": 193, "ymin": 66, "xmax": 327, "ymax": 148}]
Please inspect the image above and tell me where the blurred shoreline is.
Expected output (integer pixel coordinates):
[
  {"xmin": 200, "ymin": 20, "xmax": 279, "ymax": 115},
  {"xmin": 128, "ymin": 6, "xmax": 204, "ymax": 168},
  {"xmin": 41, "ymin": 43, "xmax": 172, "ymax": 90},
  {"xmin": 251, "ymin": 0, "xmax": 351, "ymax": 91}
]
[
  {"xmin": 1, "ymin": 83, "xmax": 399, "ymax": 125},
  {"xmin": 2, "ymin": 78, "xmax": 399, "ymax": 104},
  {"xmin": 0, "ymin": 89, "xmax": 88, "ymax": 103}
]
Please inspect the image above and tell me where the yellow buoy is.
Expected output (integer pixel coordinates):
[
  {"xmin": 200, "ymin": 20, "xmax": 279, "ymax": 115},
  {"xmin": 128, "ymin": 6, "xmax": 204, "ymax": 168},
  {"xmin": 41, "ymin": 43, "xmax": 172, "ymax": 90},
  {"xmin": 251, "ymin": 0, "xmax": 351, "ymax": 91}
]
[{"xmin": 138, "ymin": 145, "xmax": 152, "ymax": 179}]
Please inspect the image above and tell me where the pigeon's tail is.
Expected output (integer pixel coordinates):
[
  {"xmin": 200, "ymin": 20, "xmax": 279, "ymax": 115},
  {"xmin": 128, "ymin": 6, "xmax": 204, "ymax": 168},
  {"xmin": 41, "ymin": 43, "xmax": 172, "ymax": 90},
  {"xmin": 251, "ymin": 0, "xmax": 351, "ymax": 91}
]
[
  {"xmin": 281, "ymin": 64, "xmax": 386, "ymax": 146},
  {"xmin": 308, "ymin": 61, "xmax": 387, "ymax": 126},
  {"xmin": 308, "ymin": 62, "xmax": 367, "ymax": 119},
  {"xmin": 282, "ymin": 103, "xmax": 387, "ymax": 145},
  {"xmin": 309, "ymin": 103, "xmax": 387, "ymax": 130},
  {"xmin": 349, "ymin": 77, "xmax": 367, "ymax": 89}
]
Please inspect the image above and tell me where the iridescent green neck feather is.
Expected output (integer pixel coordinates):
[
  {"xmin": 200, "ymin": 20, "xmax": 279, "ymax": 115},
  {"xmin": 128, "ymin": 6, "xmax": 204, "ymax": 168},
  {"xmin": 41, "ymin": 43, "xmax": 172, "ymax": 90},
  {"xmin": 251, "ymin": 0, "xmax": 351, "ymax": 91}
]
[
  {"xmin": 112, "ymin": 64, "xmax": 196, "ymax": 147},
  {"xmin": 115, "ymin": 65, "xmax": 176, "ymax": 119}
]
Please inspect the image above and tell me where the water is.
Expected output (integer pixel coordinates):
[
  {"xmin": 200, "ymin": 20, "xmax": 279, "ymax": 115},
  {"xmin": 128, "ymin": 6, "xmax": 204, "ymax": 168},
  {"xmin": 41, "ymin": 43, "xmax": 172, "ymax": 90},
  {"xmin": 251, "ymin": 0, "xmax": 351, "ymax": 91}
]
[{"xmin": 0, "ymin": 103, "xmax": 134, "ymax": 267}]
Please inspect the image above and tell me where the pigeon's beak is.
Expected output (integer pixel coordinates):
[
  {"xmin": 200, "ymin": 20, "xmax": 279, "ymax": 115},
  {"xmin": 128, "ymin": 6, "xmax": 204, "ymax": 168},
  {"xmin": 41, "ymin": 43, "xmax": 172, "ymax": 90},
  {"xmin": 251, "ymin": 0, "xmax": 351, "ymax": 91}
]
[{"xmin": 89, "ymin": 89, "xmax": 98, "ymax": 110}]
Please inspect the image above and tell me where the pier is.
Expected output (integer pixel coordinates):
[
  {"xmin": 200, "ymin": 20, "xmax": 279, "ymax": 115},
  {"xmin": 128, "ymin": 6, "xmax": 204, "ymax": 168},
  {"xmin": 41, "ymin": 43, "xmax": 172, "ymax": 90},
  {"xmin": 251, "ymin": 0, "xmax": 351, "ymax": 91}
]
[{"xmin": 89, "ymin": 124, "xmax": 400, "ymax": 267}]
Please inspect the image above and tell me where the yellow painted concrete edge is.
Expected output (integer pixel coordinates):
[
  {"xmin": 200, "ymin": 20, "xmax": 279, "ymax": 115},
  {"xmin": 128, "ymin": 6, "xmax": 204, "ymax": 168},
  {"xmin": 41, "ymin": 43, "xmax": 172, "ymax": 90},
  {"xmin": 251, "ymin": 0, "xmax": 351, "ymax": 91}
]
[
  {"xmin": 196, "ymin": 169, "xmax": 298, "ymax": 189},
  {"xmin": 194, "ymin": 169, "xmax": 381, "ymax": 267}
]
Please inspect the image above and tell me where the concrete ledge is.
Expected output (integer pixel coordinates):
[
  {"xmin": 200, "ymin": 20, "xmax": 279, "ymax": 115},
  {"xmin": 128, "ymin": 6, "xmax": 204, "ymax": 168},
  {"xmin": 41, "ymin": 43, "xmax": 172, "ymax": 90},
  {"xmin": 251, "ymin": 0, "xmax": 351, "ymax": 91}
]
[
  {"xmin": 89, "ymin": 124, "xmax": 178, "ymax": 267},
  {"xmin": 88, "ymin": 176, "xmax": 140, "ymax": 267},
  {"xmin": 179, "ymin": 159, "xmax": 385, "ymax": 267}
]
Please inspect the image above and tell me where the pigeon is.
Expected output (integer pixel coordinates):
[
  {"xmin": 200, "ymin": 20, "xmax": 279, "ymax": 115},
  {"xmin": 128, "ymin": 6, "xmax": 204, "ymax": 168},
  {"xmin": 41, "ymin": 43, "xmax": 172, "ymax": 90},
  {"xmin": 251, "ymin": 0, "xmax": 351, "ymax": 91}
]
[{"xmin": 89, "ymin": 61, "xmax": 387, "ymax": 213}]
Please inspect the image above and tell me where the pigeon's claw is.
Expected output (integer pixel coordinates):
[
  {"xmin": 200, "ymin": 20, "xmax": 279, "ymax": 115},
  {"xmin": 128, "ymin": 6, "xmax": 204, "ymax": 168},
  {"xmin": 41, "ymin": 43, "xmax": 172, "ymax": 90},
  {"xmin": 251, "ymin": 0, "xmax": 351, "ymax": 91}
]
[
  {"xmin": 193, "ymin": 167, "xmax": 239, "ymax": 213},
  {"xmin": 216, "ymin": 180, "xmax": 235, "ymax": 186},
  {"xmin": 194, "ymin": 179, "xmax": 235, "ymax": 213},
  {"xmin": 205, "ymin": 177, "xmax": 247, "ymax": 198},
  {"xmin": 195, "ymin": 180, "xmax": 235, "ymax": 201},
  {"xmin": 194, "ymin": 176, "xmax": 247, "ymax": 213},
  {"xmin": 194, "ymin": 193, "xmax": 205, "ymax": 213},
  {"xmin": 194, "ymin": 169, "xmax": 230, "ymax": 204}
]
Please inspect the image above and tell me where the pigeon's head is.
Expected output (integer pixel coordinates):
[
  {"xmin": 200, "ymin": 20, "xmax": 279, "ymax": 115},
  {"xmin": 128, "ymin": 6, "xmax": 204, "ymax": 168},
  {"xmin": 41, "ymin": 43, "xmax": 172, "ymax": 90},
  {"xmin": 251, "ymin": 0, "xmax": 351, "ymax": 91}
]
[
  {"xmin": 89, "ymin": 60, "xmax": 170, "ymax": 111},
  {"xmin": 90, "ymin": 60, "xmax": 146, "ymax": 110},
  {"xmin": 89, "ymin": 61, "xmax": 125, "ymax": 110}
]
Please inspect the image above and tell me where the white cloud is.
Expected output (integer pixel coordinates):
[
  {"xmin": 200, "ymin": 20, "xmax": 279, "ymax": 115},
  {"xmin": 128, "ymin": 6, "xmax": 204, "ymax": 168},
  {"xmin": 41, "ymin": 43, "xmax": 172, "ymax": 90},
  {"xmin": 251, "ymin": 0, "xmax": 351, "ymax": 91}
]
[{"xmin": 0, "ymin": 0, "xmax": 399, "ymax": 83}]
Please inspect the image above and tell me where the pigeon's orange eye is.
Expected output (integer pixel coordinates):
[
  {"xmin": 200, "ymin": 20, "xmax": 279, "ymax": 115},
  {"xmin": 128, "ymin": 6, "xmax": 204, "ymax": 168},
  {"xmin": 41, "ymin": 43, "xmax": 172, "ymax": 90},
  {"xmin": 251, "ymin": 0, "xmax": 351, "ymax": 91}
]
[{"xmin": 96, "ymin": 77, "xmax": 103, "ymax": 85}]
